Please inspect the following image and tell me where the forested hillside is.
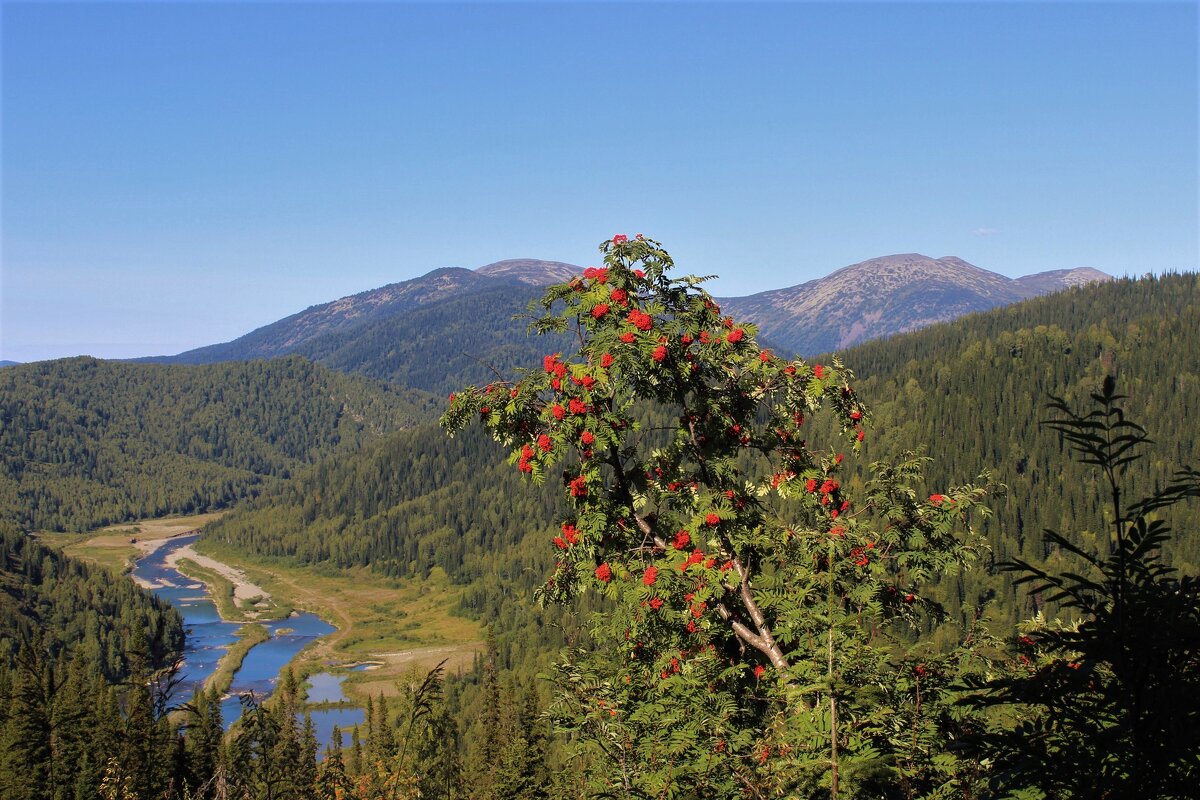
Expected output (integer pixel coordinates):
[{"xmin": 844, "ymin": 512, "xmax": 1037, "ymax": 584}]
[
  {"xmin": 0, "ymin": 521, "xmax": 183, "ymax": 679},
  {"xmin": 158, "ymin": 260, "xmax": 579, "ymax": 374},
  {"xmin": 200, "ymin": 421, "xmax": 592, "ymax": 674},
  {"xmin": 0, "ymin": 517, "xmax": 187, "ymax": 798},
  {"xmin": 288, "ymin": 283, "xmax": 574, "ymax": 396},
  {"xmin": 3, "ymin": 266, "xmax": 1194, "ymax": 799},
  {"xmin": 836, "ymin": 272, "xmax": 1199, "ymax": 628},
  {"xmin": 0, "ymin": 356, "xmax": 437, "ymax": 531}
]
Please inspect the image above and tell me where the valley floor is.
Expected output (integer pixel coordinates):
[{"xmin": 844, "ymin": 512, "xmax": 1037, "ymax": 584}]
[
  {"xmin": 43, "ymin": 512, "xmax": 483, "ymax": 706},
  {"xmin": 191, "ymin": 540, "xmax": 484, "ymax": 699},
  {"xmin": 38, "ymin": 511, "xmax": 228, "ymax": 574},
  {"xmin": 160, "ymin": 543, "xmax": 269, "ymax": 611}
]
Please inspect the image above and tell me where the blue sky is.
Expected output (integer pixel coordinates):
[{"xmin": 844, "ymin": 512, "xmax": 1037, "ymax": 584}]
[{"xmin": 2, "ymin": 1, "xmax": 1196, "ymax": 362}]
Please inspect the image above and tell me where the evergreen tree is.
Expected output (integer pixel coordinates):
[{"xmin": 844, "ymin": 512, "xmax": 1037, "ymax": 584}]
[
  {"xmin": 297, "ymin": 712, "xmax": 320, "ymax": 795},
  {"xmin": 325, "ymin": 723, "xmax": 344, "ymax": 762},
  {"xmin": 416, "ymin": 704, "xmax": 461, "ymax": 800},
  {"xmin": 183, "ymin": 685, "xmax": 223, "ymax": 793},
  {"xmin": 119, "ymin": 627, "xmax": 155, "ymax": 799},
  {"xmin": 472, "ymin": 635, "xmax": 503, "ymax": 798},
  {"xmin": 0, "ymin": 645, "xmax": 51, "ymax": 800},
  {"xmin": 369, "ymin": 692, "xmax": 396, "ymax": 764},
  {"xmin": 348, "ymin": 724, "xmax": 364, "ymax": 776},
  {"xmin": 237, "ymin": 693, "xmax": 288, "ymax": 800},
  {"xmin": 48, "ymin": 653, "xmax": 99, "ymax": 800}
]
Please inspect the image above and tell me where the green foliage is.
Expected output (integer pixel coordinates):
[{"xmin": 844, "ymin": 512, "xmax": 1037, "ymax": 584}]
[
  {"xmin": 0, "ymin": 240, "xmax": 1192, "ymax": 800},
  {"xmin": 201, "ymin": 413, "xmax": 592, "ymax": 683},
  {"xmin": 457, "ymin": 637, "xmax": 550, "ymax": 800},
  {"xmin": 968, "ymin": 379, "xmax": 1200, "ymax": 798},
  {"xmin": 0, "ymin": 355, "xmax": 435, "ymax": 531},
  {"xmin": 186, "ymin": 263, "xmax": 1198, "ymax": 797},
  {"xmin": 443, "ymin": 236, "xmax": 996, "ymax": 797},
  {"xmin": 0, "ymin": 626, "xmax": 181, "ymax": 800}
]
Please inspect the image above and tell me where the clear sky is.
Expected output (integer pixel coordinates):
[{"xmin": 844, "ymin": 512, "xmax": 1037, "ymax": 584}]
[{"xmin": 2, "ymin": 1, "xmax": 1196, "ymax": 362}]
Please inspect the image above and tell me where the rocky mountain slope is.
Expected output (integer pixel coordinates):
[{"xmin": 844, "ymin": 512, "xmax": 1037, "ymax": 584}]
[
  {"xmin": 157, "ymin": 259, "xmax": 579, "ymax": 365},
  {"xmin": 719, "ymin": 254, "xmax": 1110, "ymax": 355},
  {"xmin": 1012, "ymin": 267, "xmax": 1112, "ymax": 296}
]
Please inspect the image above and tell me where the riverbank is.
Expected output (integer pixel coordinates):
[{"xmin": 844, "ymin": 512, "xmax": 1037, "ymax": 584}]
[
  {"xmin": 39, "ymin": 511, "xmax": 229, "ymax": 575},
  {"xmin": 43, "ymin": 512, "xmax": 483, "ymax": 709},
  {"xmin": 171, "ymin": 550, "xmax": 280, "ymax": 622},
  {"xmin": 206, "ymin": 623, "xmax": 270, "ymax": 695},
  {"xmin": 191, "ymin": 540, "xmax": 484, "ymax": 701},
  {"xmin": 47, "ymin": 512, "xmax": 279, "ymax": 625},
  {"xmin": 168, "ymin": 544, "xmax": 269, "ymax": 604},
  {"xmin": 44, "ymin": 516, "xmax": 358, "ymax": 745}
]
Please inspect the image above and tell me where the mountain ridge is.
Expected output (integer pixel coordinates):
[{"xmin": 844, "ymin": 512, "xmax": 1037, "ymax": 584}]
[
  {"xmin": 718, "ymin": 254, "xmax": 1111, "ymax": 355},
  {"xmin": 149, "ymin": 252, "xmax": 1111, "ymax": 368}
]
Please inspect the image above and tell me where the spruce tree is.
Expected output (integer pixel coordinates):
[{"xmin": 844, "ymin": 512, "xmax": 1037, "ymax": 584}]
[
  {"xmin": 347, "ymin": 724, "xmax": 363, "ymax": 776},
  {"xmin": 297, "ymin": 712, "xmax": 319, "ymax": 795},
  {"xmin": 183, "ymin": 685, "xmax": 223, "ymax": 792},
  {"xmin": 0, "ymin": 646, "xmax": 51, "ymax": 800}
]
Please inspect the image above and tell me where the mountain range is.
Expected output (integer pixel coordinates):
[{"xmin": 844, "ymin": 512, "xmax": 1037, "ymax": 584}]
[{"xmin": 146, "ymin": 254, "xmax": 1110, "ymax": 386}]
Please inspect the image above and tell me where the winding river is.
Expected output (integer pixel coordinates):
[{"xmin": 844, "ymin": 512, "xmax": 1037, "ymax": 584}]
[{"xmin": 134, "ymin": 535, "xmax": 363, "ymax": 747}]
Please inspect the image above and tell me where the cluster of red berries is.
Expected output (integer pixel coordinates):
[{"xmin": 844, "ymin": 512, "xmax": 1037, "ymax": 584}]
[{"xmin": 627, "ymin": 309, "xmax": 653, "ymax": 331}]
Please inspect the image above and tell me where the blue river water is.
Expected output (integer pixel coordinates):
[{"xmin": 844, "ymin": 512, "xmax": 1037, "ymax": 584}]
[{"xmin": 133, "ymin": 534, "xmax": 362, "ymax": 747}]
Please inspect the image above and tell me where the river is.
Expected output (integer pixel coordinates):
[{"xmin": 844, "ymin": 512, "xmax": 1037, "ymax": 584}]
[{"xmin": 133, "ymin": 534, "xmax": 363, "ymax": 748}]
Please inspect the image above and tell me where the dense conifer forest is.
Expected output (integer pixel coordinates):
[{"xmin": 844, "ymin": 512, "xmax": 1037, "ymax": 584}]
[
  {"xmin": 0, "ymin": 521, "xmax": 183, "ymax": 680},
  {"xmin": 837, "ymin": 273, "xmax": 1200, "ymax": 630},
  {"xmin": 0, "ymin": 356, "xmax": 437, "ymax": 531},
  {"xmin": 0, "ymin": 521, "xmax": 187, "ymax": 797}
]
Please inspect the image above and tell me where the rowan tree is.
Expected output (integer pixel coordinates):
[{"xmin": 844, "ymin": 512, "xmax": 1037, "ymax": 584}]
[{"xmin": 442, "ymin": 235, "xmax": 993, "ymax": 798}]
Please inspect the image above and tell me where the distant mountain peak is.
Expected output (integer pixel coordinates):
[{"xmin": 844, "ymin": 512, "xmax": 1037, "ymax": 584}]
[
  {"xmin": 153, "ymin": 258, "xmax": 582, "ymax": 366},
  {"xmin": 1013, "ymin": 267, "xmax": 1113, "ymax": 296},
  {"xmin": 721, "ymin": 254, "xmax": 1112, "ymax": 356},
  {"xmin": 476, "ymin": 259, "xmax": 580, "ymax": 285}
]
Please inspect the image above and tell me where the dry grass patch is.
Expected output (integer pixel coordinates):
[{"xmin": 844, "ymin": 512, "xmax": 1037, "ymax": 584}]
[{"xmin": 351, "ymin": 642, "xmax": 484, "ymax": 699}]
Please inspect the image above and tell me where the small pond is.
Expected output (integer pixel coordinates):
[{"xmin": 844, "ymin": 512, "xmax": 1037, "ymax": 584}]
[{"xmin": 304, "ymin": 671, "xmax": 366, "ymax": 755}]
